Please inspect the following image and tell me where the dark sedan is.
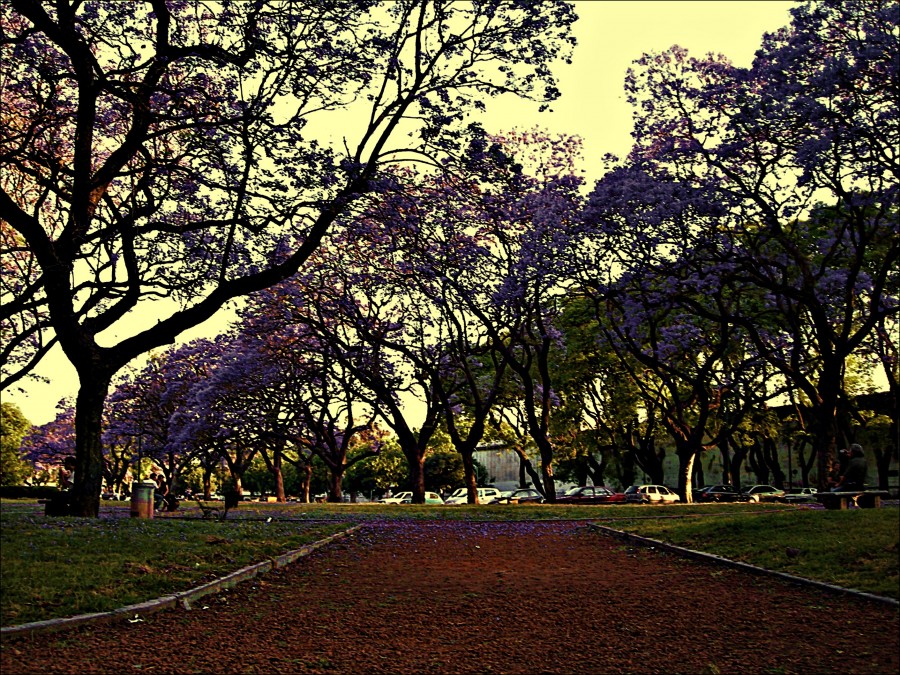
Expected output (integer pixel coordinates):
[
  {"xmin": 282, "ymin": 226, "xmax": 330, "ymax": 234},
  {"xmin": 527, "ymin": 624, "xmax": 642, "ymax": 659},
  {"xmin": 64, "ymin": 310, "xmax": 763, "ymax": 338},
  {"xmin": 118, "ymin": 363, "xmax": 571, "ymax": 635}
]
[
  {"xmin": 697, "ymin": 484, "xmax": 742, "ymax": 502},
  {"xmin": 555, "ymin": 485, "xmax": 626, "ymax": 504}
]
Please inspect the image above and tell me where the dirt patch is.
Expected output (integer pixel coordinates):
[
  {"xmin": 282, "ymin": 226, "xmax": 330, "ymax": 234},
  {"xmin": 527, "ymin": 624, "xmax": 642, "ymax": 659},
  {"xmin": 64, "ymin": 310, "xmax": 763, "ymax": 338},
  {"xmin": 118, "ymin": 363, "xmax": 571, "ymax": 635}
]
[{"xmin": 2, "ymin": 520, "xmax": 898, "ymax": 674}]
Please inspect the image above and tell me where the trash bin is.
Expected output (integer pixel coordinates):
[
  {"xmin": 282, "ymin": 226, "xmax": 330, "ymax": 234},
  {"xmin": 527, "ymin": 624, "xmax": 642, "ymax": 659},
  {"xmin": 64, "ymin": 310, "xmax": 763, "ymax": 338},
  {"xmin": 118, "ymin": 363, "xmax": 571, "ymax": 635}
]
[{"xmin": 131, "ymin": 480, "xmax": 156, "ymax": 518}]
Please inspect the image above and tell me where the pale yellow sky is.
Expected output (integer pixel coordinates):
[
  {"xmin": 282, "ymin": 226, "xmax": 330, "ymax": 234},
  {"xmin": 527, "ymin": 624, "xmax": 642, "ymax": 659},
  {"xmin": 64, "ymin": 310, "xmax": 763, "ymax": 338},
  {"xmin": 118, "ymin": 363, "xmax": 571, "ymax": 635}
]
[
  {"xmin": 487, "ymin": 1, "xmax": 795, "ymax": 169},
  {"xmin": 6, "ymin": 1, "xmax": 797, "ymax": 425}
]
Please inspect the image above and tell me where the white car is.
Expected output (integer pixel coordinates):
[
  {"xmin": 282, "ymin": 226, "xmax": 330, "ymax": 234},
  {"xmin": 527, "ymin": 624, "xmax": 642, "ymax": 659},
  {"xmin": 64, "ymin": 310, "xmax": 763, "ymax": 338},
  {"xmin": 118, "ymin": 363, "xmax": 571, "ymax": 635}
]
[
  {"xmin": 379, "ymin": 491, "xmax": 412, "ymax": 504},
  {"xmin": 490, "ymin": 488, "xmax": 545, "ymax": 504},
  {"xmin": 444, "ymin": 487, "xmax": 502, "ymax": 505},
  {"xmin": 624, "ymin": 484, "xmax": 680, "ymax": 504},
  {"xmin": 399, "ymin": 492, "xmax": 445, "ymax": 505},
  {"xmin": 781, "ymin": 487, "xmax": 818, "ymax": 504},
  {"xmin": 742, "ymin": 485, "xmax": 786, "ymax": 503}
]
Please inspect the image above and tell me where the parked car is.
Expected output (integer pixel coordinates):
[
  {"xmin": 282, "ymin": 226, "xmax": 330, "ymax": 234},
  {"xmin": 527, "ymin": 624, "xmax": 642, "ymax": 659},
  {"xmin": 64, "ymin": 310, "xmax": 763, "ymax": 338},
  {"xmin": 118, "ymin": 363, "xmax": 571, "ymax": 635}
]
[
  {"xmin": 692, "ymin": 485, "xmax": 715, "ymax": 501},
  {"xmin": 555, "ymin": 485, "xmax": 578, "ymax": 498},
  {"xmin": 399, "ymin": 492, "xmax": 444, "ymax": 505},
  {"xmin": 489, "ymin": 488, "xmax": 544, "ymax": 504},
  {"xmin": 741, "ymin": 485, "xmax": 786, "ymax": 502},
  {"xmin": 625, "ymin": 484, "xmax": 680, "ymax": 504},
  {"xmin": 781, "ymin": 487, "xmax": 819, "ymax": 503},
  {"xmin": 555, "ymin": 485, "xmax": 625, "ymax": 504},
  {"xmin": 697, "ymin": 484, "xmax": 742, "ymax": 502},
  {"xmin": 444, "ymin": 487, "xmax": 467, "ymax": 503},
  {"xmin": 444, "ymin": 487, "xmax": 502, "ymax": 505},
  {"xmin": 379, "ymin": 491, "xmax": 413, "ymax": 504}
]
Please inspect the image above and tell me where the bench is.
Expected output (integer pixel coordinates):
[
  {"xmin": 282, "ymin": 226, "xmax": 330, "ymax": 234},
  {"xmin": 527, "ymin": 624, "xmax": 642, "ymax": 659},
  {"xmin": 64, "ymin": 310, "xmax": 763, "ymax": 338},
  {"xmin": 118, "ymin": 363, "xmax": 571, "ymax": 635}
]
[
  {"xmin": 194, "ymin": 496, "xmax": 238, "ymax": 520},
  {"xmin": 816, "ymin": 490, "xmax": 889, "ymax": 510},
  {"xmin": 39, "ymin": 492, "xmax": 72, "ymax": 516},
  {"xmin": 194, "ymin": 497, "xmax": 222, "ymax": 519}
]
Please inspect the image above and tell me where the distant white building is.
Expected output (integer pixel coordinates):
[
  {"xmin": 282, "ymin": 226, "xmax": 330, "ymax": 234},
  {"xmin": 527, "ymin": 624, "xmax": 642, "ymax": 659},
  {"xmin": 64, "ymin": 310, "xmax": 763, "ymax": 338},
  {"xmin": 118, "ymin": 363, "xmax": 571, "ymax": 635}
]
[{"xmin": 474, "ymin": 444, "xmax": 520, "ymax": 484}]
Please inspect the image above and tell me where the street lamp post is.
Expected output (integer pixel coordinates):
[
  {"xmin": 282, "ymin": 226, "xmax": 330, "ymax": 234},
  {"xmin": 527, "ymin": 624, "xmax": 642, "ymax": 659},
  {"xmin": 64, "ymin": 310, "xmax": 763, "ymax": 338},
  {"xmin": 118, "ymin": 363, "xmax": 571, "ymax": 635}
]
[
  {"xmin": 787, "ymin": 441, "xmax": 792, "ymax": 489},
  {"xmin": 135, "ymin": 431, "xmax": 143, "ymax": 488}
]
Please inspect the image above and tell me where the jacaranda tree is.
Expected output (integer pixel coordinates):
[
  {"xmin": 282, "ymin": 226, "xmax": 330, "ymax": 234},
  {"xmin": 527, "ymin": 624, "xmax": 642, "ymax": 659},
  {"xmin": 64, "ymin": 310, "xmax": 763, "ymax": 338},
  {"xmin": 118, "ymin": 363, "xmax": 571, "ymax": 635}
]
[
  {"xmin": 106, "ymin": 338, "xmax": 220, "ymax": 493},
  {"xmin": 582, "ymin": 0, "xmax": 898, "ymax": 489},
  {"xmin": 0, "ymin": 0, "xmax": 577, "ymax": 515},
  {"xmin": 270, "ymin": 231, "xmax": 449, "ymax": 504},
  {"xmin": 554, "ymin": 296, "xmax": 668, "ymax": 489},
  {"xmin": 224, "ymin": 301, "xmax": 380, "ymax": 502},
  {"xmin": 311, "ymin": 130, "xmax": 584, "ymax": 502},
  {"xmin": 19, "ymin": 401, "xmax": 75, "ymax": 483}
]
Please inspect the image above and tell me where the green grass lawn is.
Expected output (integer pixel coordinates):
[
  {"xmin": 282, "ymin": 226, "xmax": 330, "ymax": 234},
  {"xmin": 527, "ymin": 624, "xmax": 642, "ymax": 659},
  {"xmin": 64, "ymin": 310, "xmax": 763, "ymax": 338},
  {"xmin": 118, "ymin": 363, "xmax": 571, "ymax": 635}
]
[
  {"xmin": 0, "ymin": 501, "xmax": 352, "ymax": 626},
  {"xmin": 2, "ymin": 499, "xmax": 897, "ymax": 627},
  {"xmin": 598, "ymin": 506, "xmax": 900, "ymax": 600}
]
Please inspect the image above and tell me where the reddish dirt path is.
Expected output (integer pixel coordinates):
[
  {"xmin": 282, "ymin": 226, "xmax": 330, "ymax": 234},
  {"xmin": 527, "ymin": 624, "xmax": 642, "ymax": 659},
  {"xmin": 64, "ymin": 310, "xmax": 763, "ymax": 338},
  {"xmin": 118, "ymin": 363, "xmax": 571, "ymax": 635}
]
[{"xmin": 2, "ymin": 520, "xmax": 898, "ymax": 674}]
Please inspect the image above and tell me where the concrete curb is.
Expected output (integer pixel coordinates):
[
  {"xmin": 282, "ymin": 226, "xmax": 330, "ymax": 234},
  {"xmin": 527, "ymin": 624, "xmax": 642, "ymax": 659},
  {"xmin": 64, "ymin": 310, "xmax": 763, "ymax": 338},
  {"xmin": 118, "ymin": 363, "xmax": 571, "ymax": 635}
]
[
  {"xmin": 588, "ymin": 522, "xmax": 899, "ymax": 608},
  {"xmin": 1, "ymin": 524, "xmax": 363, "ymax": 637}
]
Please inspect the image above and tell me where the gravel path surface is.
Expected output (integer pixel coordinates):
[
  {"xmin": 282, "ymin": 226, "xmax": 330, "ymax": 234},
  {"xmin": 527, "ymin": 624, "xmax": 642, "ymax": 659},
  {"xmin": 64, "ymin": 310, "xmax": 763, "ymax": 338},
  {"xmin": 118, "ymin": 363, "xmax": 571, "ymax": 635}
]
[{"xmin": 2, "ymin": 520, "xmax": 898, "ymax": 674}]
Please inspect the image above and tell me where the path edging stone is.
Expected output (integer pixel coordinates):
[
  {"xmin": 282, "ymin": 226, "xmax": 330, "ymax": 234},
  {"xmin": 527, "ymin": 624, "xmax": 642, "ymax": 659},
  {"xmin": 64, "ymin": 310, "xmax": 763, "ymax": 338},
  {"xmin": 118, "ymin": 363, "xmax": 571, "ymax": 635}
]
[
  {"xmin": 1, "ymin": 524, "xmax": 363, "ymax": 637},
  {"xmin": 589, "ymin": 522, "xmax": 899, "ymax": 608}
]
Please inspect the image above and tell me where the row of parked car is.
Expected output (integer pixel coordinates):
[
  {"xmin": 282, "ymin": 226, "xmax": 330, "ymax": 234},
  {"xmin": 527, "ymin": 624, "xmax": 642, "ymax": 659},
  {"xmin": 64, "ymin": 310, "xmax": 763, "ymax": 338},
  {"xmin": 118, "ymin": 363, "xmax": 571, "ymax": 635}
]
[
  {"xmin": 378, "ymin": 487, "xmax": 505, "ymax": 504},
  {"xmin": 377, "ymin": 483, "xmax": 820, "ymax": 505},
  {"xmin": 693, "ymin": 484, "xmax": 818, "ymax": 503},
  {"xmin": 377, "ymin": 484, "xmax": 679, "ymax": 505}
]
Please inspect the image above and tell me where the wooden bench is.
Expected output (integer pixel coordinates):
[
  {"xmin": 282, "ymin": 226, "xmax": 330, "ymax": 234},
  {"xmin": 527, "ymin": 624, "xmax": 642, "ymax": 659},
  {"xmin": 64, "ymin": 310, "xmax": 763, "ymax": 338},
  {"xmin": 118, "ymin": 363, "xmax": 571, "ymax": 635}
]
[{"xmin": 816, "ymin": 490, "xmax": 889, "ymax": 510}]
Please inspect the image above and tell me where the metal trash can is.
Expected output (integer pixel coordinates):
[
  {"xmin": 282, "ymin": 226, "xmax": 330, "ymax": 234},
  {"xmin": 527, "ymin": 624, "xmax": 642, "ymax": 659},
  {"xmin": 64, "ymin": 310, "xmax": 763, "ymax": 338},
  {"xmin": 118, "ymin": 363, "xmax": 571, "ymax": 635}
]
[{"xmin": 130, "ymin": 480, "xmax": 156, "ymax": 518}]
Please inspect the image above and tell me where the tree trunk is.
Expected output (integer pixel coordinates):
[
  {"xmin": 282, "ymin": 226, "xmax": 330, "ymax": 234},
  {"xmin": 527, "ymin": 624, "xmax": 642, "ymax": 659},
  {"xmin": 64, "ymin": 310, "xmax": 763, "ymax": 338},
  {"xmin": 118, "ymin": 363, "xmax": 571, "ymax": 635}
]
[
  {"xmin": 633, "ymin": 436, "xmax": 665, "ymax": 485},
  {"xmin": 513, "ymin": 446, "xmax": 545, "ymax": 496},
  {"xmin": 301, "ymin": 464, "xmax": 312, "ymax": 503},
  {"xmin": 730, "ymin": 442, "xmax": 750, "ymax": 488},
  {"xmin": 274, "ymin": 456, "xmax": 286, "ymax": 502},
  {"xmin": 460, "ymin": 449, "xmax": 479, "ymax": 504},
  {"xmin": 258, "ymin": 445, "xmax": 287, "ymax": 502},
  {"xmin": 718, "ymin": 437, "xmax": 733, "ymax": 486},
  {"xmin": 813, "ymin": 420, "xmax": 838, "ymax": 491},
  {"xmin": 763, "ymin": 438, "xmax": 786, "ymax": 488},
  {"xmin": 873, "ymin": 446, "xmax": 892, "ymax": 491},
  {"xmin": 586, "ymin": 451, "xmax": 606, "ymax": 486},
  {"xmin": 692, "ymin": 459, "xmax": 705, "ymax": 491},
  {"xmin": 675, "ymin": 447, "xmax": 697, "ymax": 504},
  {"xmin": 812, "ymin": 373, "xmax": 842, "ymax": 491},
  {"xmin": 394, "ymin": 423, "xmax": 430, "ymax": 503},
  {"xmin": 619, "ymin": 445, "xmax": 637, "ymax": 488},
  {"xmin": 794, "ymin": 437, "xmax": 816, "ymax": 487},
  {"xmin": 748, "ymin": 440, "xmax": 769, "ymax": 484},
  {"xmin": 70, "ymin": 379, "xmax": 111, "ymax": 517},
  {"xmin": 407, "ymin": 451, "xmax": 426, "ymax": 503},
  {"xmin": 165, "ymin": 451, "xmax": 177, "ymax": 498},
  {"xmin": 203, "ymin": 467, "xmax": 213, "ymax": 500},
  {"xmin": 328, "ymin": 467, "xmax": 344, "ymax": 503},
  {"xmin": 537, "ymin": 436, "xmax": 556, "ymax": 503}
]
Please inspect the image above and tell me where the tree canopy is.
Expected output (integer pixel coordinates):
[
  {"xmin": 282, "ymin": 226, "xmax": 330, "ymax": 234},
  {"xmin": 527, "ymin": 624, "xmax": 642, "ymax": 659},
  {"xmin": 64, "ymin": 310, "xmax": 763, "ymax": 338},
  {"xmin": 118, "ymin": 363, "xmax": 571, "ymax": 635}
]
[{"xmin": 0, "ymin": 0, "xmax": 577, "ymax": 515}]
